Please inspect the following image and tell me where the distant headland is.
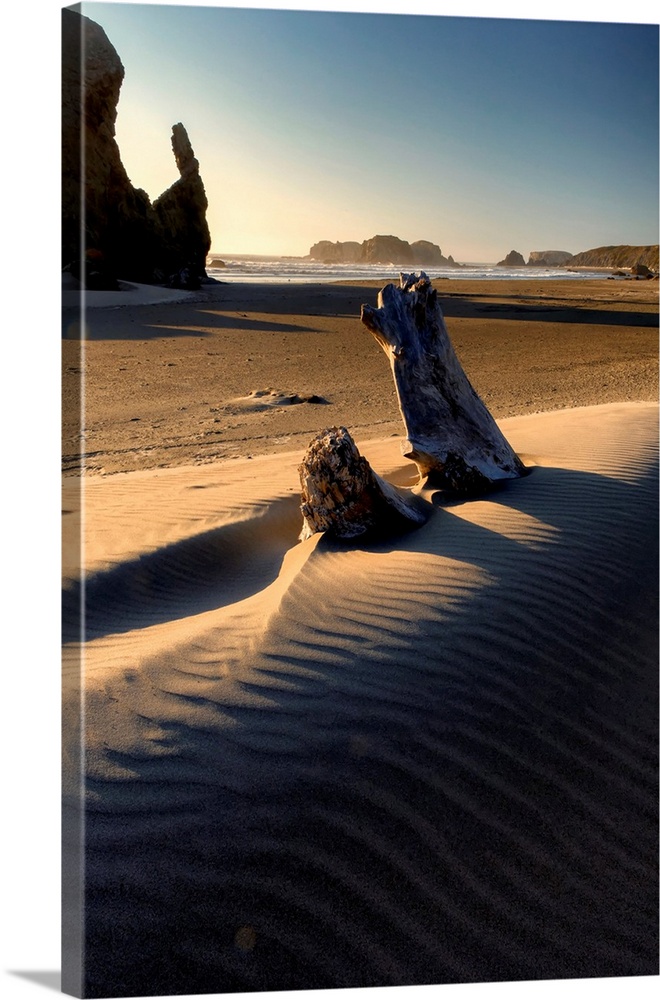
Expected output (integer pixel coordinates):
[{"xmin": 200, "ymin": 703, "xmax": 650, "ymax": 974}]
[
  {"xmin": 308, "ymin": 240, "xmax": 658, "ymax": 274},
  {"xmin": 566, "ymin": 245, "xmax": 659, "ymax": 271},
  {"xmin": 497, "ymin": 245, "xmax": 658, "ymax": 272}
]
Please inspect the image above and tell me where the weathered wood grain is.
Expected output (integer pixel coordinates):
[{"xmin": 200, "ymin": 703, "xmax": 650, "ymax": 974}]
[
  {"xmin": 361, "ymin": 272, "xmax": 525, "ymax": 492},
  {"xmin": 299, "ymin": 426, "xmax": 428, "ymax": 540}
]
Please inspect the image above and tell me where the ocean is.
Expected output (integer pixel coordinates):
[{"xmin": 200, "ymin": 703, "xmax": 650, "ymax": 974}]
[{"xmin": 206, "ymin": 255, "xmax": 606, "ymax": 284}]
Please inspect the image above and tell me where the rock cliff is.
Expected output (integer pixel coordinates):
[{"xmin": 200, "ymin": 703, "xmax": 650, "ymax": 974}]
[
  {"xmin": 308, "ymin": 241, "xmax": 362, "ymax": 263},
  {"xmin": 409, "ymin": 240, "xmax": 448, "ymax": 265},
  {"xmin": 309, "ymin": 235, "xmax": 457, "ymax": 266},
  {"xmin": 360, "ymin": 235, "xmax": 414, "ymax": 264},
  {"xmin": 62, "ymin": 8, "xmax": 211, "ymax": 286},
  {"xmin": 497, "ymin": 250, "xmax": 526, "ymax": 267},
  {"xmin": 567, "ymin": 245, "xmax": 659, "ymax": 271},
  {"xmin": 528, "ymin": 250, "xmax": 573, "ymax": 266},
  {"xmin": 151, "ymin": 124, "xmax": 211, "ymax": 282}
]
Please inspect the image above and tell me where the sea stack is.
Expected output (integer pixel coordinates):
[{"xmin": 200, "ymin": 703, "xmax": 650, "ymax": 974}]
[
  {"xmin": 61, "ymin": 7, "xmax": 211, "ymax": 286},
  {"xmin": 497, "ymin": 250, "xmax": 526, "ymax": 266}
]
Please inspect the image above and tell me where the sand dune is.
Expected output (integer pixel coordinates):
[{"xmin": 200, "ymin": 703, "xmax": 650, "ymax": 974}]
[{"xmin": 62, "ymin": 401, "xmax": 658, "ymax": 997}]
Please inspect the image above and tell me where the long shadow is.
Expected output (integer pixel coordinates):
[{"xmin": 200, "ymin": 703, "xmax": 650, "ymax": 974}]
[
  {"xmin": 75, "ymin": 460, "xmax": 659, "ymax": 997},
  {"xmin": 62, "ymin": 281, "xmax": 658, "ymax": 342},
  {"xmin": 214, "ymin": 279, "xmax": 659, "ymax": 327},
  {"xmin": 64, "ymin": 459, "xmax": 658, "ymax": 649},
  {"xmin": 62, "ymin": 309, "xmax": 324, "ymax": 341},
  {"xmin": 310, "ymin": 463, "xmax": 660, "ymax": 676},
  {"xmin": 62, "ymin": 494, "xmax": 303, "ymax": 642},
  {"xmin": 439, "ymin": 287, "xmax": 658, "ymax": 306},
  {"xmin": 438, "ymin": 296, "xmax": 657, "ymax": 327},
  {"xmin": 60, "ymin": 282, "xmax": 411, "ymax": 341},
  {"xmin": 213, "ymin": 282, "xmax": 384, "ymax": 318}
]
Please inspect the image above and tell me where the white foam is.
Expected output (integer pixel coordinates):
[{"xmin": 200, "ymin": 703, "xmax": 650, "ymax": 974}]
[{"xmin": 206, "ymin": 257, "xmax": 602, "ymax": 284}]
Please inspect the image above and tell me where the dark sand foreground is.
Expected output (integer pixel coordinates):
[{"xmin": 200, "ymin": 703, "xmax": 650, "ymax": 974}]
[{"xmin": 62, "ymin": 277, "xmax": 658, "ymax": 475}]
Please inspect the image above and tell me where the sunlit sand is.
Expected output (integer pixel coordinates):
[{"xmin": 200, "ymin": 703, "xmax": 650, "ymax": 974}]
[{"xmin": 62, "ymin": 277, "xmax": 658, "ymax": 996}]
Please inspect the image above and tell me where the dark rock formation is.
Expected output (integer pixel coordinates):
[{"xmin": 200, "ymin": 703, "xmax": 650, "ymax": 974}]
[
  {"xmin": 361, "ymin": 235, "xmax": 458, "ymax": 266},
  {"xmin": 527, "ymin": 250, "xmax": 573, "ymax": 266},
  {"xmin": 497, "ymin": 250, "xmax": 526, "ymax": 267},
  {"xmin": 62, "ymin": 7, "xmax": 151, "ymax": 282},
  {"xmin": 631, "ymin": 263, "xmax": 654, "ymax": 277},
  {"xmin": 62, "ymin": 7, "xmax": 211, "ymax": 286},
  {"xmin": 309, "ymin": 236, "xmax": 460, "ymax": 267},
  {"xmin": 63, "ymin": 251, "xmax": 120, "ymax": 291},
  {"xmin": 151, "ymin": 123, "xmax": 211, "ymax": 283},
  {"xmin": 567, "ymin": 245, "xmax": 659, "ymax": 271},
  {"xmin": 308, "ymin": 240, "xmax": 362, "ymax": 263},
  {"xmin": 409, "ymin": 240, "xmax": 448, "ymax": 265},
  {"xmin": 360, "ymin": 235, "xmax": 414, "ymax": 264}
]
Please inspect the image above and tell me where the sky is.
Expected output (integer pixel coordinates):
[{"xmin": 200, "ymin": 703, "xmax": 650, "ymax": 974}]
[{"xmin": 74, "ymin": 0, "xmax": 660, "ymax": 261}]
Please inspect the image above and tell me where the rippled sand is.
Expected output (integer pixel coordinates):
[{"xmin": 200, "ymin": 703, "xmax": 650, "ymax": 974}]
[{"xmin": 63, "ymin": 399, "xmax": 658, "ymax": 997}]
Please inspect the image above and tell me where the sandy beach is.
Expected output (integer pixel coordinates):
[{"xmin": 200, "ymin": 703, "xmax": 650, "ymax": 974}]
[
  {"xmin": 62, "ymin": 276, "xmax": 658, "ymax": 997},
  {"xmin": 62, "ymin": 277, "xmax": 658, "ymax": 475}
]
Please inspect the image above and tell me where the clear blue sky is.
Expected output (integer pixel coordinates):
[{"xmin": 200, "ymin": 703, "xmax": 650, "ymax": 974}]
[{"xmin": 78, "ymin": 1, "xmax": 658, "ymax": 260}]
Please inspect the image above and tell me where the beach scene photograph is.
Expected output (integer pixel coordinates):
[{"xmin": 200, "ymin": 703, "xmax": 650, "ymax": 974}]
[{"xmin": 59, "ymin": 1, "xmax": 658, "ymax": 998}]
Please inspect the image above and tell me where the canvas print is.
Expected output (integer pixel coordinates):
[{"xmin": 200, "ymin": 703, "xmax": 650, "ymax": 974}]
[{"xmin": 61, "ymin": 2, "xmax": 659, "ymax": 997}]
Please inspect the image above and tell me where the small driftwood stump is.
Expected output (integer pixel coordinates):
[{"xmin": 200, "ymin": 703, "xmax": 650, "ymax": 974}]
[
  {"xmin": 361, "ymin": 272, "xmax": 525, "ymax": 492},
  {"xmin": 299, "ymin": 426, "xmax": 428, "ymax": 541}
]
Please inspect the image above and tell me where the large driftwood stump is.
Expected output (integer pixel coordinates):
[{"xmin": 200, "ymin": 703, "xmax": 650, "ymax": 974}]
[
  {"xmin": 361, "ymin": 272, "xmax": 525, "ymax": 492},
  {"xmin": 299, "ymin": 426, "xmax": 428, "ymax": 541}
]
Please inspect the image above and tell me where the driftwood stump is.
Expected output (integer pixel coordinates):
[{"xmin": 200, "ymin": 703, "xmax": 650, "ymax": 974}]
[
  {"xmin": 299, "ymin": 426, "xmax": 428, "ymax": 541},
  {"xmin": 361, "ymin": 272, "xmax": 525, "ymax": 492}
]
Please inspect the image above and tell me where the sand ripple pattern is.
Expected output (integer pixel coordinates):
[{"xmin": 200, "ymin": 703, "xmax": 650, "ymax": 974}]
[{"xmin": 63, "ymin": 404, "xmax": 658, "ymax": 997}]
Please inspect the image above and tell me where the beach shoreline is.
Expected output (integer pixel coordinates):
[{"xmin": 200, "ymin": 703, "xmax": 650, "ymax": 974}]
[{"xmin": 62, "ymin": 276, "xmax": 658, "ymax": 477}]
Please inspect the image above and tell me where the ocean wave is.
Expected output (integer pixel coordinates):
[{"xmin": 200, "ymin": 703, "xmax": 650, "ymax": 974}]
[{"xmin": 206, "ymin": 258, "xmax": 598, "ymax": 284}]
